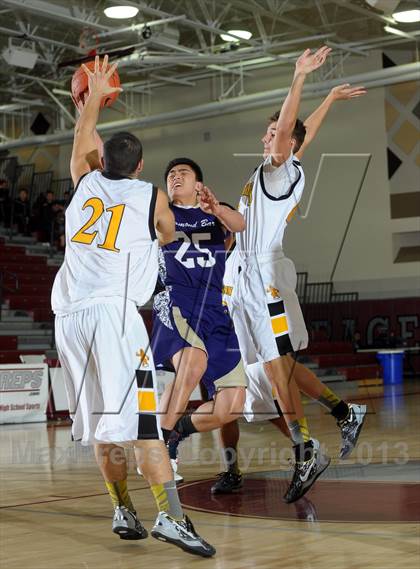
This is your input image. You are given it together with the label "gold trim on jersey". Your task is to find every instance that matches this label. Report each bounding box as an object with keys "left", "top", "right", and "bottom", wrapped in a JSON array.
[
  {"left": 286, "top": 204, "right": 300, "bottom": 223},
  {"left": 241, "top": 181, "right": 254, "bottom": 206}
]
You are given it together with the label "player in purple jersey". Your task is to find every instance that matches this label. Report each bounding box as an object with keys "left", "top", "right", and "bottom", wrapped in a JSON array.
[{"left": 151, "top": 157, "right": 247, "bottom": 461}]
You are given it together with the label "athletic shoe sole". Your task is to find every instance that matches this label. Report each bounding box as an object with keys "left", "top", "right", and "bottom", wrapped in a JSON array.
[
  {"left": 113, "top": 525, "right": 148, "bottom": 540},
  {"left": 151, "top": 530, "right": 215, "bottom": 557}
]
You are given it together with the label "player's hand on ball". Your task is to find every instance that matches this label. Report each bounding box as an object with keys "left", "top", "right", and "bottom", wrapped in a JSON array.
[
  {"left": 295, "top": 46, "right": 331, "bottom": 75},
  {"left": 81, "top": 55, "right": 123, "bottom": 99},
  {"left": 198, "top": 185, "right": 221, "bottom": 216},
  {"left": 330, "top": 83, "right": 367, "bottom": 100}
]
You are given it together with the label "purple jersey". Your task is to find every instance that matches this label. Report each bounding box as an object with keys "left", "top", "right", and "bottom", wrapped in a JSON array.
[{"left": 159, "top": 204, "right": 227, "bottom": 303}]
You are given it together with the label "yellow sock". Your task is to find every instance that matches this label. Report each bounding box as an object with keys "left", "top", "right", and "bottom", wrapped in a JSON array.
[
  {"left": 319, "top": 387, "right": 341, "bottom": 410},
  {"left": 297, "top": 417, "right": 310, "bottom": 442},
  {"left": 105, "top": 479, "right": 135, "bottom": 511},
  {"left": 151, "top": 481, "right": 183, "bottom": 520},
  {"left": 151, "top": 483, "right": 170, "bottom": 513}
]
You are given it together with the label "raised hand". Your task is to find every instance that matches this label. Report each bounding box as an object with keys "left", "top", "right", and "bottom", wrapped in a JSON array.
[
  {"left": 74, "top": 97, "right": 85, "bottom": 115},
  {"left": 295, "top": 46, "right": 332, "bottom": 75},
  {"left": 81, "top": 55, "right": 122, "bottom": 99},
  {"left": 329, "top": 83, "right": 367, "bottom": 100},
  {"left": 197, "top": 184, "right": 222, "bottom": 216}
]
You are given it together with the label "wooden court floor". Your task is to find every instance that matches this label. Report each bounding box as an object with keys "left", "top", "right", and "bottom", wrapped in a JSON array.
[{"left": 1, "top": 381, "right": 420, "bottom": 569}]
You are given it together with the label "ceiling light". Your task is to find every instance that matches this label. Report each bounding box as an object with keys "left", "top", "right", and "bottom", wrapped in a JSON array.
[
  {"left": 220, "top": 29, "right": 253, "bottom": 43},
  {"left": 104, "top": 6, "right": 139, "bottom": 19},
  {"left": 392, "top": 9, "right": 420, "bottom": 22}
]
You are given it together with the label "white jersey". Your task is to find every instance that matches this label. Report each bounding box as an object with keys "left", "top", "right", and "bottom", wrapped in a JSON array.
[
  {"left": 52, "top": 170, "right": 159, "bottom": 315},
  {"left": 236, "top": 152, "right": 304, "bottom": 257}
]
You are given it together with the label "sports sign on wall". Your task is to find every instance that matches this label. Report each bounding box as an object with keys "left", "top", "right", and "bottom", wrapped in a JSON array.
[{"left": 0, "top": 364, "right": 49, "bottom": 424}]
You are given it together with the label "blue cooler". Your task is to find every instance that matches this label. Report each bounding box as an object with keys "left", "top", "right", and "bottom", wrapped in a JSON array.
[{"left": 377, "top": 350, "right": 404, "bottom": 385}]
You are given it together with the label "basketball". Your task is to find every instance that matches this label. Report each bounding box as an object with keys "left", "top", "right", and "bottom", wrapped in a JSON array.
[{"left": 71, "top": 59, "right": 121, "bottom": 108}]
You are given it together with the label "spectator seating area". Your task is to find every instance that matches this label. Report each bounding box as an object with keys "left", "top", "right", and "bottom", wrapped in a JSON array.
[
  {"left": 0, "top": 236, "right": 58, "bottom": 363},
  {"left": 0, "top": 156, "right": 73, "bottom": 250}
]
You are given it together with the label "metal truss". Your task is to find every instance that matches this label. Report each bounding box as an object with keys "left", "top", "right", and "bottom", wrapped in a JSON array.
[{"left": 0, "top": 0, "right": 418, "bottom": 145}]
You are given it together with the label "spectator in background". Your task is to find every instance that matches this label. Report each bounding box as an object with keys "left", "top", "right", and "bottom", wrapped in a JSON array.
[
  {"left": 62, "top": 190, "right": 73, "bottom": 208},
  {"left": 13, "top": 188, "right": 31, "bottom": 235},
  {"left": 0, "top": 178, "right": 10, "bottom": 226},
  {"left": 37, "top": 190, "right": 55, "bottom": 242},
  {"left": 352, "top": 331, "right": 363, "bottom": 352},
  {"left": 51, "top": 201, "right": 65, "bottom": 249}
]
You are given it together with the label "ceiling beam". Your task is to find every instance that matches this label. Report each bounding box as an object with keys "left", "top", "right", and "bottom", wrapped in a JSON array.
[
  {"left": 1, "top": 0, "right": 109, "bottom": 30},
  {"left": 228, "top": 0, "right": 319, "bottom": 33},
  {"left": 328, "top": 0, "right": 395, "bottom": 25},
  {"left": 110, "top": 0, "right": 258, "bottom": 46},
  {"left": 0, "top": 25, "right": 83, "bottom": 52},
  {"left": 2, "top": 62, "right": 418, "bottom": 151}
]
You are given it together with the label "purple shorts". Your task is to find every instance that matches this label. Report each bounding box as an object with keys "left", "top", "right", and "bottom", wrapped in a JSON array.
[{"left": 151, "top": 288, "right": 242, "bottom": 398}]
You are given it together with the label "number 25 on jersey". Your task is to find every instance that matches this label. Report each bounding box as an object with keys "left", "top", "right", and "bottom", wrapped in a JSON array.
[{"left": 71, "top": 197, "right": 125, "bottom": 253}]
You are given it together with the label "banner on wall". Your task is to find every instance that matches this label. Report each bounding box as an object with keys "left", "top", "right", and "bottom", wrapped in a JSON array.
[
  {"left": 303, "top": 297, "right": 420, "bottom": 345},
  {"left": 0, "top": 364, "right": 49, "bottom": 424}
]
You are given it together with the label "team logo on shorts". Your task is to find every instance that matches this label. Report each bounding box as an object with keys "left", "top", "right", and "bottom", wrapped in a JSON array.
[
  {"left": 267, "top": 285, "right": 281, "bottom": 299},
  {"left": 136, "top": 349, "right": 150, "bottom": 368},
  {"left": 222, "top": 285, "right": 233, "bottom": 297}
]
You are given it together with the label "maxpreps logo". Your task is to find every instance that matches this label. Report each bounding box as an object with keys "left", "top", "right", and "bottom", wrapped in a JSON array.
[{"left": 0, "top": 370, "right": 43, "bottom": 392}]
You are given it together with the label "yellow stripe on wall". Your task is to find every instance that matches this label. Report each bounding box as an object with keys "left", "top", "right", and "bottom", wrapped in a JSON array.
[
  {"left": 271, "top": 315, "right": 288, "bottom": 335},
  {"left": 138, "top": 390, "right": 156, "bottom": 412}
]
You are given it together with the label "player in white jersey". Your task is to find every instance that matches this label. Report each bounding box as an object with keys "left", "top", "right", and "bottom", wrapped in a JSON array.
[
  {"left": 228, "top": 47, "right": 367, "bottom": 503},
  {"left": 211, "top": 82, "right": 368, "bottom": 495},
  {"left": 51, "top": 57, "right": 215, "bottom": 557}
]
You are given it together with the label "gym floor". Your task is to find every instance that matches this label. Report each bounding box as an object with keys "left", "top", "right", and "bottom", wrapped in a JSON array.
[{"left": 1, "top": 380, "right": 419, "bottom": 569}]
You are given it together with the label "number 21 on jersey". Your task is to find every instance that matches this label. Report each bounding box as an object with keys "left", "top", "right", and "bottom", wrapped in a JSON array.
[{"left": 71, "top": 197, "right": 125, "bottom": 253}]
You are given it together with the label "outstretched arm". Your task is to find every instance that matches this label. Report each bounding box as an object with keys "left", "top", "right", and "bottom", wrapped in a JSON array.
[
  {"left": 154, "top": 189, "right": 176, "bottom": 245},
  {"left": 271, "top": 46, "right": 331, "bottom": 166},
  {"left": 74, "top": 99, "right": 104, "bottom": 172},
  {"left": 295, "top": 84, "right": 367, "bottom": 161},
  {"left": 70, "top": 55, "right": 122, "bottom": 186},
  {"left": 198, "top": 185, "right": 245, "bottom": 233}
]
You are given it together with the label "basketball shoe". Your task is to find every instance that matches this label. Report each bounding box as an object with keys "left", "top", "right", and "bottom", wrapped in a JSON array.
[
  {"left": 283, "top": 438, "right": 330, "bottom": 504},
  {"left": 112, "top": 506, "right": 148, "bottom": 540},
  {"left": 210, "top": 471, "right": 243, "bottom": 494},
  {"left": 338, "top": 403, "right": 367, "bottom": 459},
  {"left": 151, "top": 512, "right": 216, "bottom": 557}
]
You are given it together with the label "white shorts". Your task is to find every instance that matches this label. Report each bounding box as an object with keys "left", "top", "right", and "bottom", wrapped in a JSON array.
[
  {"left": 230, "top": 252, "right": 308, "bottom": 366},
  {"left": 55, "top": 300, "right": 162, "bottom": 446},
  {"left": 243, "top": 362, "right": 279, "bottom": 423}
]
